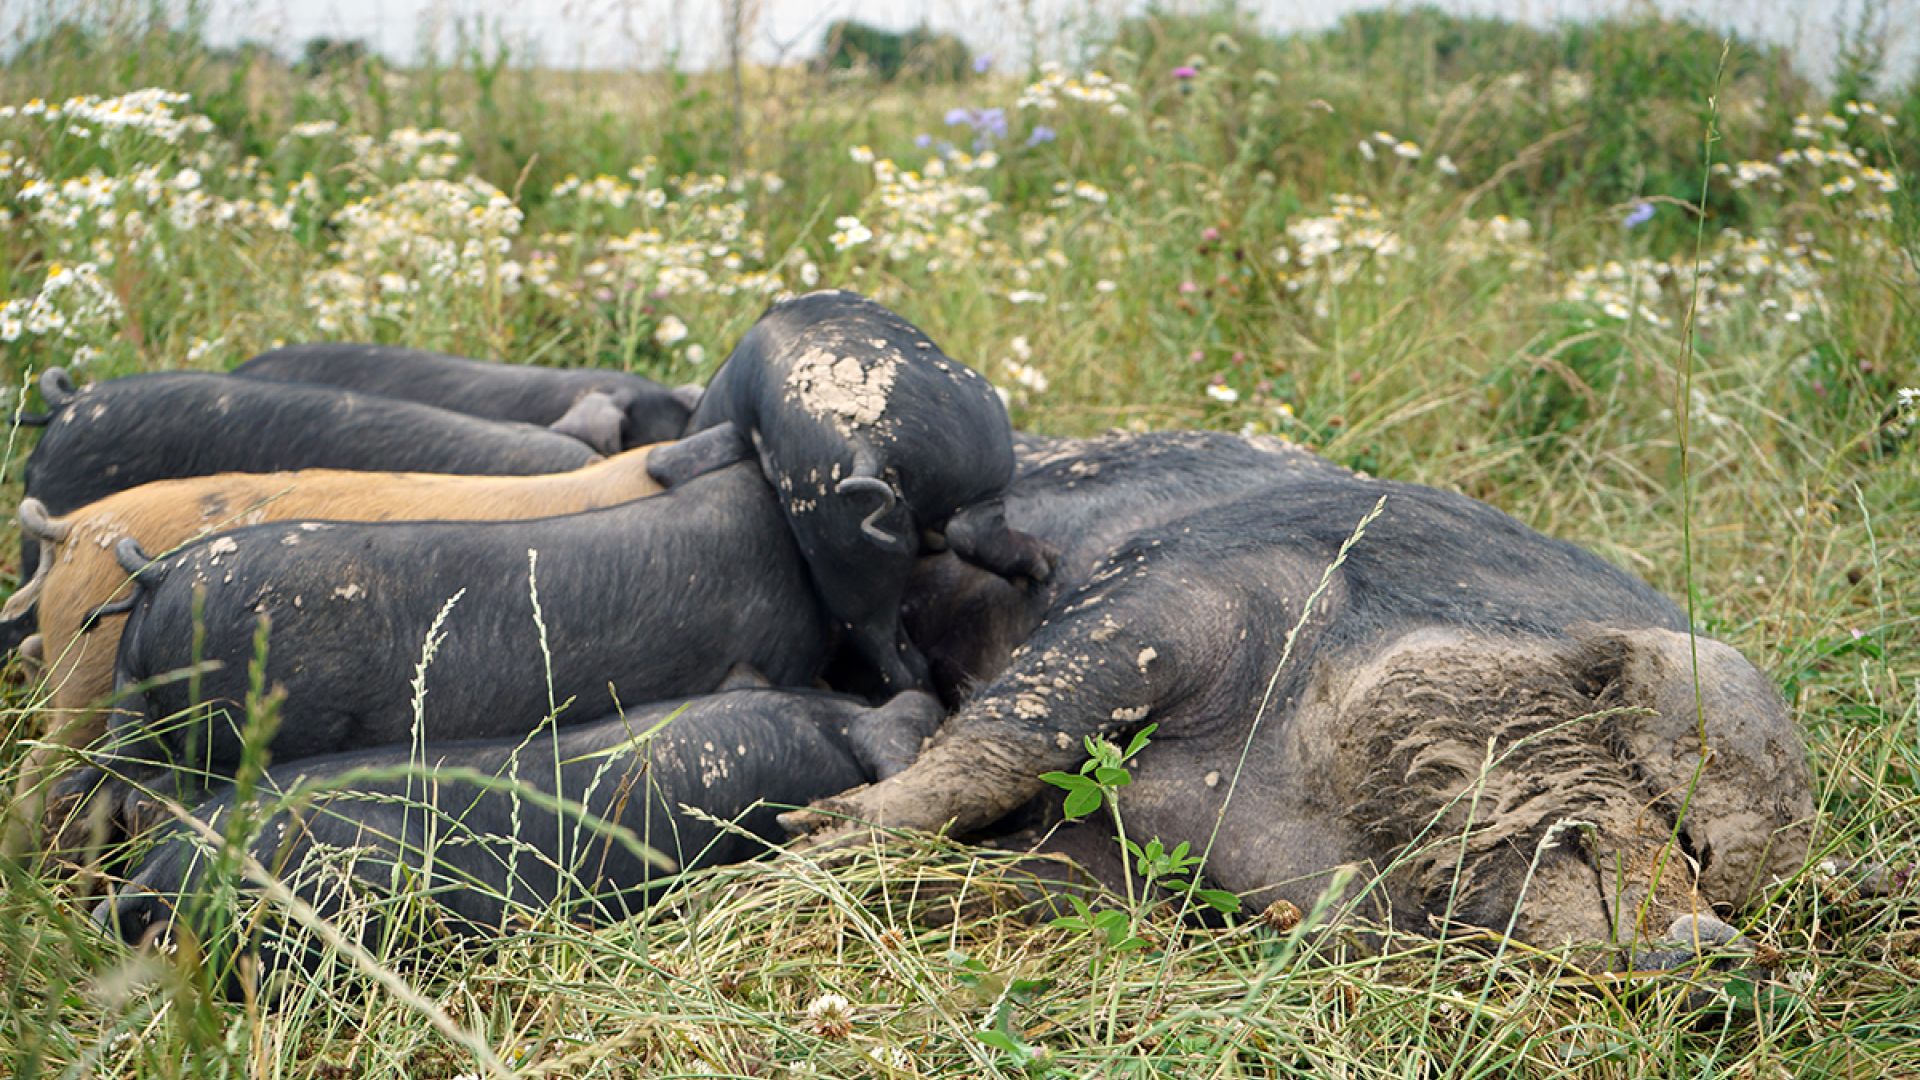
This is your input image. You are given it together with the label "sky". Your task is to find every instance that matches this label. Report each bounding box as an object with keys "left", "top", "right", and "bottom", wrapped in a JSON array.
[{"left": 6, "top": 0, "right": 1915, "bottom": 86}]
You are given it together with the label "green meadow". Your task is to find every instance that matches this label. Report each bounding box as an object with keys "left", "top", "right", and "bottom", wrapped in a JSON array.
[{"left": 0, "top": 5, "right": 1916, "bottom": 1076}]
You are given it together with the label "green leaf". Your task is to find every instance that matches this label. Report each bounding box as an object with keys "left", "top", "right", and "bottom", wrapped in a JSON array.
[
  {"left": 1062, "top": 784, "right": 1104, "bottom": 820},
  {"left": 977, "top": 1030, "right": 1025, "bottom": 1057},
  {"left": 1092, "top": 765, "right": 1134, "bottom": 788},
  {"left": 1009, "top": 977, "right": 1054, "bottom": 998},
  {"left": 1123, "top": 722, "right": 1159, "bottom": 759},
  {"left": 1088, "top": 738, "right": 1122, "bottom": 769},
  {"left": 1197, "top": 888, "right": 1243, "bottom": 914},
  {"left": 1720, "top": 974, "right": 1758, "bottom": 1011},
  {"left": 1039, "top": 770, "right": 1090, "bottom": 793}
]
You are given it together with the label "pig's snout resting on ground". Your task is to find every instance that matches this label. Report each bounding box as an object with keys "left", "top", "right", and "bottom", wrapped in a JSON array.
[
  {"left": 682, "top": 289, "right": 1055, "bottom": 694},
  {"left": 2, "top": 445, "right": 667, "bottom": 856},
  {"left": 71, "top": 462, "right": 830, "bottom": 833},
  {"left": 792, "top": 439, "right": 1815, "bottom": 961},
  {"left": 93, "top": 687, "right": 945, "bottom": 981},
  {"left": 232, "top": 342, "right": 696, "bottom": 452}
]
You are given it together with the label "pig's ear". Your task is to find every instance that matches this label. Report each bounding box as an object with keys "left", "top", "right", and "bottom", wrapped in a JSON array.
[
  {"left": 944, "top": 499, "right": 1057, "bottom": 584},
  {"left": 547, "top": 391, "right": 626, "bottom": 455},
  {"left": 17, "top": 633, "right": 44, "bottom": 673},
  {"left": 717, "top": 662, "right": 773, "bottom": 691},
  {"left": 670, "top": 383, "right": 704, "bottom": 412},
  {"left": 645, "top": 422, "right": 752, "bottom": 488}
]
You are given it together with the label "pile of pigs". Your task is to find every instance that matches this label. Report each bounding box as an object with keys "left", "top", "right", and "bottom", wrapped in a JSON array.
[{"left": 2, "top": 289, "right": 1814, "bottom": 980}]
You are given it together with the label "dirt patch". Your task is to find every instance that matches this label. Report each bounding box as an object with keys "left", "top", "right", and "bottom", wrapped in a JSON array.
[
  {"left": 785, "top": 345, "right": 897, "bottom": 436},
  {"left": 1341, "top": 631, "right": 1695, "bottom": 940}
]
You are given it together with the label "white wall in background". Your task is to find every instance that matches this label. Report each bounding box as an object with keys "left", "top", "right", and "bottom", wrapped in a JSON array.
[{"left": 4, "top": 0, "right": 1910, "bottom": 86}]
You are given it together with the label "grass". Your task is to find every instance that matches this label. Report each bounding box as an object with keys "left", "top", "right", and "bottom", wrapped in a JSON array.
[{"left": 0, "top": 4, "right": 1917, "bottom": 1076}]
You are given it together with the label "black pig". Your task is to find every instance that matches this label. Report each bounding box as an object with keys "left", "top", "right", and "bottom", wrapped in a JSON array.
[
  {"left": 14, "top": 369, "right": 600, "bottom": 588},
  {"left": 233, "top": 343, "right": 695, "bottom": 453},
  {"left": 94, "top": 686, "right": 943, "bottom": 975},
  {"left": 87, "top": 463, "right": 836, "bottom": 810},
  {"left": 793, "top": 440, "right": 1816, "bottom": 961},
  {"left": 682, "top": 289, "right": 1054, "bottom": 693}
]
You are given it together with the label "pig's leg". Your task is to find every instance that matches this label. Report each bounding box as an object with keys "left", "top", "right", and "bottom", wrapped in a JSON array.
[
  {"left": 644, "top": 422, "right": 751, "bottom": 487},
  {"left": 846, "top": 690, "right": 946, "bottom": 779},
  {"left": 945, "top": 499, "right": 1058, "bottom": 584},
  {"left": 4, "top": 675, "right": 110, "bottom": 858},
  {"left": 785, "top": 553, "right": 1236, "bottom": 836}
]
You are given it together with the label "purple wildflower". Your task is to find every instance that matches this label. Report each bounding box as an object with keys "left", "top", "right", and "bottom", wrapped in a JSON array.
[
  {"left": 915, "top": 132, "right": 932, "bottom": 148},
  {"left": 1622, "top": 201, "right": 1655, "bottom": 228},
  {"left": 945, "top": 106, "right": 1008, "bottom": 148},
  {"left": 1172, "top": 65, "right": 1198, "bottom": 79},
  {"left": 973, "top": 54, "right": 993, "bottom": 74},
  {"left": 1026, "top": 125, "right": 1056, "bottom": 147}
]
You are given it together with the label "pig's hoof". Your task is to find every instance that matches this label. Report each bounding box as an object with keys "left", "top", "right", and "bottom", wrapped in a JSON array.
[
  {"left": 43, "top": 767, "right": 106, "bottom": 842},
  {"left": 1626, "top": 914, "right": 1752, "bottom": 973},
  {"left": 776, "top": 807, "right": 827, "bottom": 836},
  {"left": 778, "top": 789, "right": 868, "bottom": 837},
  {"left": 783, "top": 825, "right": 877, "bottom": 862},
  {"left": 93, "top": 884, "right": 177, "bottom": 948}
]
